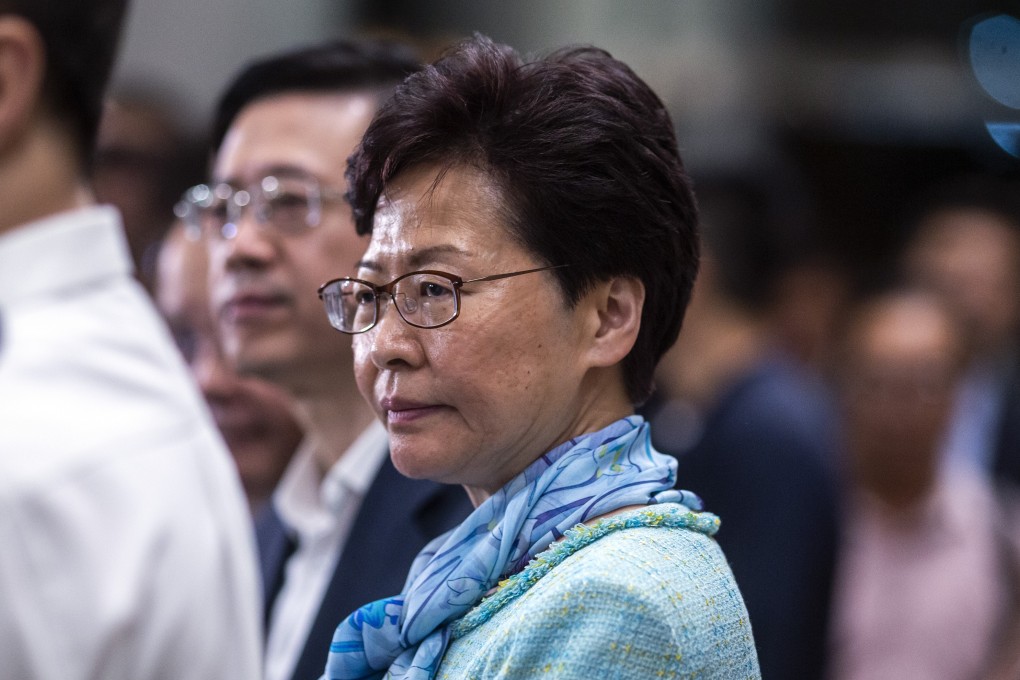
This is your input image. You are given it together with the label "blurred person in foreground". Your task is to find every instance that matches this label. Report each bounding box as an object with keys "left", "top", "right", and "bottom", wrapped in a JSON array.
[
  {"left": 319, "top": 34, "right": 760, "bottom": 679},
  {"left": 0, "top": 1, "right": 262, "bottom": 678},
  {"left": 93, "top": 84, "right": 204, "bottom": 292},
  {"left": 901, "top": 175, "right": 1020, "bottom": 488},
  {"left": 646, "top": 170, "right": 841, "bottom": 680},
  {"left": 181, "top": 39, "right": 472, "bottom": 680},
  {"left": 827, "top": 287, "right": 1020, "bottom": 680},
  {"left": 155, "top": 221, "right": 302, "bottom": 513}
]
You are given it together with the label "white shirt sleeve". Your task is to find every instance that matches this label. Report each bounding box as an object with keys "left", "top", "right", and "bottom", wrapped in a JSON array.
[{"left": 0, "top": 207, "right": 264, "bottom": 680}]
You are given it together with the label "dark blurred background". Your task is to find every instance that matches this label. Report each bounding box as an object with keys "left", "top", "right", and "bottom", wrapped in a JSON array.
[
  {"left": 105, "top": 5, "right": 1020, "bottom": 676},
  {"left": 111, "top": 0, "right": 1020, "bottom": 290}
]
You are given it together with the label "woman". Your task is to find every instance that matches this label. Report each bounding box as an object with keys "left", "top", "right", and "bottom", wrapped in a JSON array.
[{"left": 317, "top": 34, "right": 760, "bottom": 679}]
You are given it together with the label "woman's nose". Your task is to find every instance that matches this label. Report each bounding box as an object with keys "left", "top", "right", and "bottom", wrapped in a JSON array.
[{"left": 364, "top": 297, "right": 423, "bottom": 370}]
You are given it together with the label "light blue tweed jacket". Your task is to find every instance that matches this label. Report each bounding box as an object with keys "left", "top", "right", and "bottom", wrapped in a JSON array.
[{"left": 436, "top": 504, "right": 761, "bottom": 679}]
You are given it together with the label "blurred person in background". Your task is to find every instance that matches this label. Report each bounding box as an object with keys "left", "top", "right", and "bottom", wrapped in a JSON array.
[
  {"left": 93, "top": 83, "right": 204, "bottom": 292},
  {"left": 827, "top": 287, "right": 1020, "bottom": 680},
  {"left": 181, "top": 39, "right": 472, "bottom": 680},
  {"left": 645, "top": 169, "right": 841, "bottom": 680},
  {"left": 155, "top": 221, "right": 303, "bottom": 513},
  {"left": 771, "top": 250, "right": 852, "bottom": 373},
  {"left": 900, "top": 175, "right": 1020, "bottom": 489},
  {"left": 0, "top": 1, "right": 262, "bottom": 678}
]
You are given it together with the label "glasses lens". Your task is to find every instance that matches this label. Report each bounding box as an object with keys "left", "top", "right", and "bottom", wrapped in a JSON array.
[
  {"left": 200, "top": 199, "right": 232, "bottom": 238},
  {"left": 180, "top": 183, "right": 234, "bottom": 240},
  {"left": 260, "top": 175, "right": 318, "bottom": 233},
  {"left": 393, "top": 272, "right": 458, "bottom": 328},
  {"left": 322, "top": 280, "right": 377, "bottom": 333}
]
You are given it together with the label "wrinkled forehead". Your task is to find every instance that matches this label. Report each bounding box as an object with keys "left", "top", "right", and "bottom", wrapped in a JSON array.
[
  {"left": 366, "top": 163, "right": 517, "bottom": 259},
  {"left": 915, "top": 208, "right": 1020, "bottom": 254},
  {"left": 214, "top": 92, "right": 378, "bottom": 185},
  {"left": 847, "top": 295, "right": 963, "bottom": 364}
]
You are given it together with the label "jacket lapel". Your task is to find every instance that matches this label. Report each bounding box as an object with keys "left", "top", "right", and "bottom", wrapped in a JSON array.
[
  {"left": 289, "top": 454, "right": 472, "bottom": 680},
  {"left": 253, "top": 503, "right": 297, "bottom": 632}
]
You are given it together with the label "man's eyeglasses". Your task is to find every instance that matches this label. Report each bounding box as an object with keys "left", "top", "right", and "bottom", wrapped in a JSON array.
[
  {"left": 175, "top": 172, "right": 344, "bottom": 240},
  {"left": 317, "top": 264, "right": 568, "bottom": 334}
]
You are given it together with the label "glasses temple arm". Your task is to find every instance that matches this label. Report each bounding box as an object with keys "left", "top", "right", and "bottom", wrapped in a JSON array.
[{"left": 462, "top": 263, "right": 569, "bottom": 285}]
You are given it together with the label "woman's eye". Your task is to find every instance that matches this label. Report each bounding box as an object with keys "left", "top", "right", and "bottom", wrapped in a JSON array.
[
  {"left": 354, "top": 289, "right": 377, "bottom": 305},
  {"left": 420, "top": 281, "right": 453, "bottom": 298}
]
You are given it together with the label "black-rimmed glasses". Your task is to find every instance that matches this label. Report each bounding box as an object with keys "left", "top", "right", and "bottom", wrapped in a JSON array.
[
  {"left": 317, "top": 264, "right": 568, "bottom": 334},
  {"left": 175, "top": 172, "right": 345, "bottom": 240}
]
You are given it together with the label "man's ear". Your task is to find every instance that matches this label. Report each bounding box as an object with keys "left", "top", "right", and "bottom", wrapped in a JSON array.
[
  {"left": 584, "top": 275, "right": 645, "bottom": 368},
  {"left": 0, "top": 16, "right": 44, "bottom": 151}
]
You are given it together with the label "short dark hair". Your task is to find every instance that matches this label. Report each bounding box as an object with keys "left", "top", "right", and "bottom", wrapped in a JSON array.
[
  {"left": 0, "top": 0, "right": 129, "bottom": 166},
  {"left": 693, "top": 162, "right": 815, "bottom": 311},
  {"left": 211, "top": 38, "right": 422, "bottom": 153},
  {"left": 905, "top": 173, "right": 1020, "bottom": 237},
  {"left": 346, "top": 34, "right": 699, "bottom": 405}
]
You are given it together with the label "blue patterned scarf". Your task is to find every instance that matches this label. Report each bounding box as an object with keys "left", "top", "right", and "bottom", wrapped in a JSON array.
[{"left": 323, "top": 415, "right": 697, "bottom": 680}]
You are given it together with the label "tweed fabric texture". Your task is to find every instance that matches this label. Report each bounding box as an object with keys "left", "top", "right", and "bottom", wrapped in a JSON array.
[
  {"left": 437, "top": 506, "right": 760, "bottom": 679},
  {"left": 324, "top": 417, "right": 692, "bottom": 680}
]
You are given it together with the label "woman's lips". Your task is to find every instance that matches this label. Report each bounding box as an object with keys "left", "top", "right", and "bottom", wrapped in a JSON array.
[{"left": 380, "top": 397, "right": 446, "bottom": 425}]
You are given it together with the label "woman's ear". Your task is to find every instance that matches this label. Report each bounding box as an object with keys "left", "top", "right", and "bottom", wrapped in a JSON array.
[
  {"left": 0, "top": 16, "right": 45, "bottom": 152},
  {"left": 585, "top": 275, "right": 644, "bottom": 368}
]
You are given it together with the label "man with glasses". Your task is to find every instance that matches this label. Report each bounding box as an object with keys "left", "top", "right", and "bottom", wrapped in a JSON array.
[
  {"left": 155, "top": 220, "right": 303, "bottom": 514},
  {"left": 183, "top": 40, "right": 471, "bottom": 680},
  {"left": 0, "top": 1, "right": 262, "bottom": 678}
]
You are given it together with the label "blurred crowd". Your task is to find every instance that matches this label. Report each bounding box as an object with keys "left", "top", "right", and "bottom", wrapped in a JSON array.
[
  {"left": 4, "top": 1, "right": 1020, "bottom": 677},
  {"left": 99, "top": 72, "right": 1020, "bottom": 676},
  {"left": 99, "top": 56, "right": 1020, "bottom": 680},
  {"left": 644, "top": 167, "right": 1020, "bottom": 678}
]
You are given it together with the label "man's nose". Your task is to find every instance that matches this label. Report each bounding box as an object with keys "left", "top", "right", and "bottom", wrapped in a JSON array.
[{"left": 219, "top": 202, "right": 276, "bottom": 270}]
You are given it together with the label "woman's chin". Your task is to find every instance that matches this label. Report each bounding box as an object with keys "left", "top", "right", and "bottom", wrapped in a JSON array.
[{"left": 389, "top": 444, "right": 450, "bottom": 483}]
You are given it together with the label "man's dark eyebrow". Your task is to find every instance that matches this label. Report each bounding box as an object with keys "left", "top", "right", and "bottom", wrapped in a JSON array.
[{"left": 214, "top": 164, "right": 314, "bottom": 185}]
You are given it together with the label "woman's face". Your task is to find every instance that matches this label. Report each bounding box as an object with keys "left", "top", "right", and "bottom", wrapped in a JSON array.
[{"left": 352, "top": 164, "right": 602, "bottom": 504}]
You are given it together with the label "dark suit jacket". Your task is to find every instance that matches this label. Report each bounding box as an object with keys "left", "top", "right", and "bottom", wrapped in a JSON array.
[
  {"left": 255, "top": 453, "right": 472, "bottom": 680},
  {"left": 993, "top": 356, "right": 1020, "bottom": 489}
]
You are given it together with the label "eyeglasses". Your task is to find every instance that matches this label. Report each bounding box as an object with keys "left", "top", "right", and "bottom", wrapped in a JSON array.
[
  {"left": 175, "top": 172, "right": 345, "bottom": 240},
  {"left": 317, "top": 264, "right": 568, "bottom": 334}
]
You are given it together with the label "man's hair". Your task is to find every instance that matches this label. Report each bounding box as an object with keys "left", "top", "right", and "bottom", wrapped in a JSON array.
[
  {"left": 347, "top": 34, "right": 699, "bottom": 405},
  {"left": 211, "top": 38, "right": 422, "bottom": 153},
  {"left": 905, "top": 173, "right": 1020, "bottom": 238},
  {"left": 0, "top": 0, "right": 130, "bottom": 165}
]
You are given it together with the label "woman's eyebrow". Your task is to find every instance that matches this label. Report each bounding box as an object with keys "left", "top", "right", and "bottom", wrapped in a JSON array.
[
  {"left": 357, "top": 244, "right": 472, "bottom": 273},
  {"left": 406, "top": 244, "right": 470, "bottom": 269},
  {"left": 355, "top": 259, "right": 381, "bottom": 273}
]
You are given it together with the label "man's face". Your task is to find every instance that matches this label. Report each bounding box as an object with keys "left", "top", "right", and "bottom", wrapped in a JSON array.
[
  {"left": 93, "top": 99, "right": 179, "bottom": 287},
  {"left": 207, "top": 92, "right": 375, "bottom": 392},
  {"left": 904, "top": 208, "right": 1020, "bottom": 355},
  {"left": 156, "top": 224, "right": 302, "bottom": 509},
  {"left": 837, "top": 295, "right": 961, "bottom": 500}
]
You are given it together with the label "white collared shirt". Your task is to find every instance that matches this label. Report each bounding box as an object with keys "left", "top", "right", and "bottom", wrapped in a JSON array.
[
  {"left": 264, "top": 419, "right": 389, "bottom": 680},
  {"left": 0, "top": 206, "right": 263, "bottom": 679}
]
